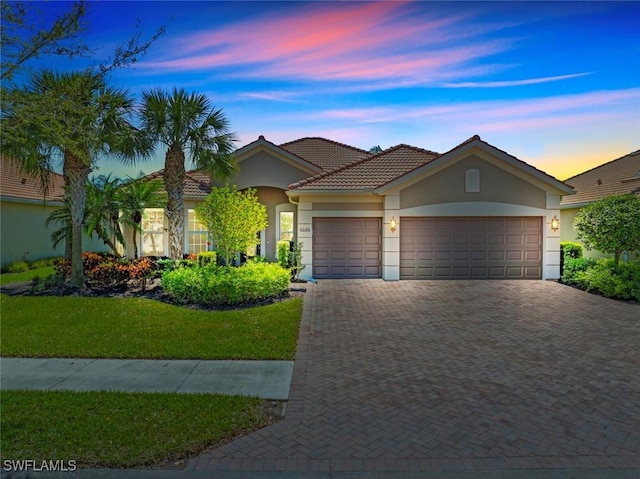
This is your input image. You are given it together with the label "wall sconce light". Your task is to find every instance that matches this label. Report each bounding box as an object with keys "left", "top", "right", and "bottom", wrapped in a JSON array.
[
  {"left": 390, "top": 216, "right": 397, "bottom": 233},
  {"left": 550, "top": 215, "right": 559, "bottom": 232}
]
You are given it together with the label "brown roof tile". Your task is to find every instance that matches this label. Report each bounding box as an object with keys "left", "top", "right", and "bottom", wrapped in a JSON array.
[
  {"left": 142, "top": 169, "right": 211, "bottom": 200},
  {"left": 0, "top": 158, "right": 65, "bottom": 202},
  {"left": 289, "top": 144, "right": 439, "bottom": 191},
  {"left": 560, "top": 150, "right": 640, "bottom": 207},
  {"left": 280, "top": 137, "right": 371, "bottom": 170}
]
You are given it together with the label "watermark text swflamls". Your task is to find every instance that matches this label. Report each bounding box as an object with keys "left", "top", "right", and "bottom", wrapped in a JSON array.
[{"left": 2, "top": 459, "right": 77, "bottom": 472}]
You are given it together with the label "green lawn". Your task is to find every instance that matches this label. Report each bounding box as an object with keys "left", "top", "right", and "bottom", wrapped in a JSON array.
[
  {"left": 1, "top": 390, "right": 275, "bottom": 468},
  {"left": 0, "top": 266, "right": 55, "bottom": 286},
  {"left": 0, "top": 295, "right": 303, "bottom": 359}
]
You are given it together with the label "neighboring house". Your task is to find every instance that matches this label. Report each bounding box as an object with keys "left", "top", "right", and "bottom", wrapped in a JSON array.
[
  {"left": 0, "top": 159, "right": 108, "bottom": 267},
  {"left": 135, "top": 135, "right": 575, "bottom": 280},
  {"left": 560, "top": 150, "right": 640, "bottom": 260}
]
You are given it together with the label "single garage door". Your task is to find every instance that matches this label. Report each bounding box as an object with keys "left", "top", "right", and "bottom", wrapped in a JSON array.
[
  {"left": 400, "top": 217, "right": 542, "bottom": 279},
  {"left": 313, "top": 218, "right": 381, "bottom": 279}
]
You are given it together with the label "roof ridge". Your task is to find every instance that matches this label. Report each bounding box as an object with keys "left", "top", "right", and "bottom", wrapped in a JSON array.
[
  {"left": 563, "top": 149, "right": 640, "bottom": 181},
  {"left": 280, "top": 136, "right": 372, "bottom": 156},
  {"left": 288, "top": 143, "right": 440, "bottom": 191},
  {"left": 385, "top": 143, "right": 440, "bottom": 157},
  {"left": 372, "top": 146, "right": 440, "bottom": 189}
]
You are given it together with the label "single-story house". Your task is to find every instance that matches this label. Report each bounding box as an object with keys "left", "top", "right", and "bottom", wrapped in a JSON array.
[
  {"left": 132, "top": 135, "right": 575, "bottom": 281},
  {"left": 560, "top": 149, "right": 640, "bottom": 260},
  {"left": 0, "top": 159, "right": 107, "bottom": 267}
]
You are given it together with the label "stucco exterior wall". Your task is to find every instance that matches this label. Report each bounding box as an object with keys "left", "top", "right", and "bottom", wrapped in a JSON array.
[
  {"left": 253, "top": 187, "right": 291, "bottom": 261},
  {"left": 400, "top": 155, "right": 547, "bottom": 210},
  {"left": 232, "top": 151, "right": 314, "bottom": 190},
  {"left": 1, "top": 199, "right": 108, "bottom": 267}
]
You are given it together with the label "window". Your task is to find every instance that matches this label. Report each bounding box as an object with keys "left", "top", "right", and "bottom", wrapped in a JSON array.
[
  {"left": 141, "top": 208, "right": 165, "bottom": 256},
  {"left": 280, "top": 211, "right": 294, "bottom": 241},
  {"left": 188, "top": 209, "right": 208, "bottom": 254},
  {"left": 465, "top": 168, "right": 480, "bottom": 193}
]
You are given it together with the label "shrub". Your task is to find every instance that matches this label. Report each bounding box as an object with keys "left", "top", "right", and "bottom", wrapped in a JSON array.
[
  {"left": 277, "top": 240, "right": 290, "bottom": 268},
  {"left": 561, "top": 242, "right": 583, "bottom": 260},
  {"left": 162, "top": 261, "right": 290, "bottom": 305},
  {"left": 29, "top": 257, "right": 61, "bottom": 269},
  {"left": 161, "top": 267, "right": 207, "bottom": 304},
  {"left": 560, "top": 242, "right": 583, "bottom": 277},
  {"left": 87, "top": 260, "right": 130, "bottom": 287},
  {"left": 574, "top": 259, "right": 640, "bottom": 301},
  {"left": 5, "top": 261, "right": 29, "bottom": 273},
  {"left": 54, "top": 253, "right": 159, "bottom": 289},
  {"left": 127, "top": 257, "right": 157, "bottom": 290},
  {"left": 562, "top": 257, "right": 596, "bottom": 285},
  {"left": 157, "top": 258, "right": 197, "bottom": 272},
  {"left": 197, "top": 251, "right": 217, "bottom": 267},
  {"left": 291, "top": 242, "right": 305, "bottom": 280}
]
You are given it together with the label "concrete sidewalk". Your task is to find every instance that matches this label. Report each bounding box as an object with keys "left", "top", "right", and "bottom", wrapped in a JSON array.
[{"left": 0, "top": 358, "right": 294, "bottom": 400}]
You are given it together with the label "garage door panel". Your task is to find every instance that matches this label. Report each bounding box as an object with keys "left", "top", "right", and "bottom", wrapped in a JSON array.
[
  {"left": 525, "top": 251, "right": 541, "bottom": 261},
  {"left": 489, "top": 235, "right": 506, "bottom": 245},
  {"left": 471, "top": 251, "right": 487, "bottom": 260},
  {"left": 417, "top": 235, "right": 434, "bottom": 245},
  {"left": 313, "top": 218, "right": 381, "bottom": 279},
  {"left": 365, "top": 250, "right": 380, "bottom": 260},
  {"left": 348, "top": 250, "right": 363, "bottom": 260},
  {"left": 400, "top": 216, "right": 542, "bottom": 280},
  {"left": 453, "top": 251, "right": 469, "bottom": 260},
  {"left": 507, "top": 251, "right": 523, "bottom": 261},
  {"left": 331, "top": 251, "right": 346, "bottom": 260},
  {"left": 525, "top": 234, "right": 541, "bottom": 245}
]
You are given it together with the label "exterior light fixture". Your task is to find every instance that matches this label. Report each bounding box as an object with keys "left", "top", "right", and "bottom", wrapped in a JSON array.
[
  {"left": 550, "top": 215, "right": 559, "bottom": 232},
  {"left": 390, "top": 216, "right": 397, "bottom": 233}
]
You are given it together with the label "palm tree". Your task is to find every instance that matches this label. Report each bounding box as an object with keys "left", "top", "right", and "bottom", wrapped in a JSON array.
[
  {"left": 85, "top": 174, "right": 125, "bottom": 256},
  {"left": 118, "top": 176, "right": 165, "bottom": 258},
  {"left": 1, "top": 70, "right": 151, "bottom": 288},
  {"left": 138, "top": 87, "right": 237, "bottom": 259},
  {"left": 44, "top": 197, "right": 75, "bottom": 262}
]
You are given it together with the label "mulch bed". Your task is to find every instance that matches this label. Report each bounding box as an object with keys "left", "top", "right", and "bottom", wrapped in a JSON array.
[{"left": 0, "top": 278, "right": 306, "bottom": 311}]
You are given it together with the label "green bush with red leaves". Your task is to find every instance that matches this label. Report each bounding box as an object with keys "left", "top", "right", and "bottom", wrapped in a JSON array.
[{"left": 55, "top": 253, "right": 157, "bottom": 289}]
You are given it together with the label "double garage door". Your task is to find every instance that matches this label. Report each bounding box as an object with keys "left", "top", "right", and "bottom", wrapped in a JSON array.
[
  {"left": 400, "top": 217, "right": 542, "bottom": 279},
  {"left": 312, "top": 216, "right": 542, "bottom": 279}
]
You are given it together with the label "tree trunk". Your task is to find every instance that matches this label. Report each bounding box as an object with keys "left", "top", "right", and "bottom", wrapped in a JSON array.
[
  {"left": 132, "top": 227, "right": 139, "bottom": 259},
  {"left": 103, "top": 236, "right": 121, "bottom": 257},
  {"left": 164, "top": 146, "right": 186, "bottom": 260},
  {"left": 64, "top": 151, "right": 91, "bottom": 289},
  {"left": 64, "top": 228, "right": 72, "bottom": 263}
]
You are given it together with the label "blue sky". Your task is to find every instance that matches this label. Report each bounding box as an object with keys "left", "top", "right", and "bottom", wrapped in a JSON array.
[{"left": 22, "top": 1, "right": 640, "bottom": 180}]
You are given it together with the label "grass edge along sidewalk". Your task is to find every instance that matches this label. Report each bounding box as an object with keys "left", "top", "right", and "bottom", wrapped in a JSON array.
[
  {"left": 0, "top": 295, "right": 302, "bottom": 360},
  {"left": 1, "top": 292, "right": 303, "bottom": 469}
]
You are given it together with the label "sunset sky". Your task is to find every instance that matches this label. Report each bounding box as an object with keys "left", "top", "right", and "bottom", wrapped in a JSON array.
[{"left": 22, "top": 1, "right": 640, "bottom": 180}]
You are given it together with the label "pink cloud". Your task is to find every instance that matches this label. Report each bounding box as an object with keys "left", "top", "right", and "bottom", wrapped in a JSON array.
[
  {"left": 139, "top": 2, "right": 514, "bottom": 86},
  {"left": 307, "top": 88, "right": 640, "bottom": 127}
]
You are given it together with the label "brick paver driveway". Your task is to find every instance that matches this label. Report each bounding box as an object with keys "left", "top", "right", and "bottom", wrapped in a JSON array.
[{"left": 188, "top": 280, "right": 640, "bottom": 475}]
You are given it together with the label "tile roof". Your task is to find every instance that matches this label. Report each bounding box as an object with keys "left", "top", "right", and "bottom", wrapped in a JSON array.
[
  {"left": 0, "top": 158, "right": 65, "bottom": 202},
  {"left": 289, "top": 144, "right": 439, "bottom": 191},
  {"left": 280, "top": 137, "right": 371, "bottom": 170},
  {"left": 560, "top": 150, "right": 640, "bottom": 207},
  {"left": 142, "top": 169, "right": 211, "bottom": 200}
]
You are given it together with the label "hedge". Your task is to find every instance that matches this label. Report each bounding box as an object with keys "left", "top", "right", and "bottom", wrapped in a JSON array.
[{"left": 162, "top": 261, "right": 290, "bottom": 305}]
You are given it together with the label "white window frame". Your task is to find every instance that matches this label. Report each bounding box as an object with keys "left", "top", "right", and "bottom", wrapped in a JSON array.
[
  {"left": 141, "top": 208, "right": 166, "bottom": 256},
  {"left": 276, "top": 203, "right": 298, "bottom": 241},
  {"left": 187, "top": 209, "right": 209, "bottom": 255}
]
